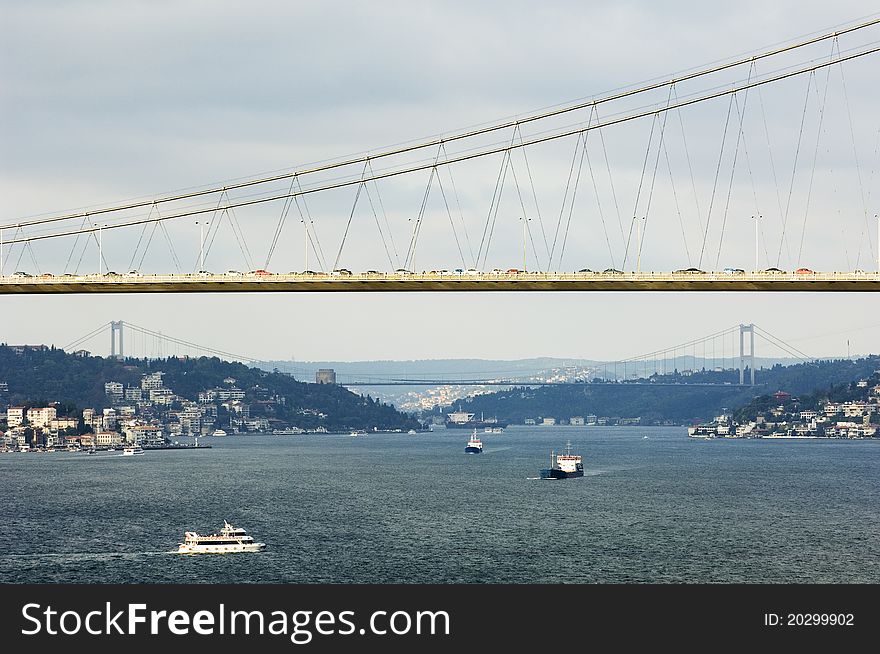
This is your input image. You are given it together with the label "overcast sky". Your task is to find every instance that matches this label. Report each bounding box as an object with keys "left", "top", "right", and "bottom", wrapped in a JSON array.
[{"left": 2, "top": 1, "right": 879, "bottom": 363}]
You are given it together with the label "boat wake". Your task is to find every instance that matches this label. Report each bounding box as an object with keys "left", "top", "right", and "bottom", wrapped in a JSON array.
[{"left": 0, "top": 551, "right": 173, "bottom": 561}]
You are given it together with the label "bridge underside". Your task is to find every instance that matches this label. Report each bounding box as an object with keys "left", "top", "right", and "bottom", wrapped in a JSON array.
[{"left": 1, "top": 272, "right": 879, "bottom": 294}]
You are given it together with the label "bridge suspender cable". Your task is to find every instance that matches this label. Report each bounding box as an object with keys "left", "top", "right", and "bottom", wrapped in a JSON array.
[
  {"left": 5, "top": 16, "right": 880, "bottom": 234},
  {"left": 6, "top": 43, "right": 880, "bottom": 247}
]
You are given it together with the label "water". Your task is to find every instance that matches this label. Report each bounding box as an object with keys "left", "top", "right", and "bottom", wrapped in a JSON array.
[{"left": 2, "top": 426, "right": 878, "bottom": 583}]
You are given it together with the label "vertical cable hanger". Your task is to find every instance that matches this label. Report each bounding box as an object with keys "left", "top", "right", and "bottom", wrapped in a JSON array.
[
  {"left": 697, "top": 92, "right": 734, "bottom": 270},
  {"left": 265, "top": 175, "right": 299, "bottom": 269},
  {"left": 549, "top": 131, "right": 583, "bottom": 268},
  {"left": 623, "top": 112, "right": 658, "bottom": 270},
  {"left": 477, "top": 126, "right": 518, "bottom": 269},
  {"left": 797, "top": 55, "right": 832, "bottom": 269},
  {"left": 333, "top": 162, "right": 366, "bottom": 271},
  {"left": 582, "top": 105, "right": 618, "bottom": 269},
  {"left": 440, "top": 142, "right": 476, "bottom": 268},
  {"left": 641, "top": 85, "right": 675, "bottom": 270},
  {"left": 715, "top": 63, "right": 754, "bottom": 270},
  {"left": 515, "top": 126, "right": 551, "bottom": 266},
  {"left": 367, "top": 158, "right": 401, "bottom": 270},
  {"left": 404, "top": 144, "right": 444, "bottom": 270},
  {"left": 834, "top": 37, "right": 874, "bottom": 268},
  {"left": 776, "top": 71, "right": 814, "bottom": 269}
]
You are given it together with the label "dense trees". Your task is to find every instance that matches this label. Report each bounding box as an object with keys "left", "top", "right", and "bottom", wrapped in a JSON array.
[
  {"left": 0, "top": 346, "right": 418, "bottom": 432},
  {"left": 439, "top": 356, "right": 880, "bottom": 425}
]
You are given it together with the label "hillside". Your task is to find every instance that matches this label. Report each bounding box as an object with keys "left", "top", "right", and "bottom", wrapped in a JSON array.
[
  {"left": 0, "top": 345, "right": 419, "bottom": 432},
  {"left": 437, "top": 356, "right": 880, "bottom": 425}
]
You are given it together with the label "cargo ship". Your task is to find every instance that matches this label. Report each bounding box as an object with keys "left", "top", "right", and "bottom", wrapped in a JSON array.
[
  {"left": 539, "top": 441, "right": 584, "bottom": 479},
  {"left": 465, "top": 429, "right": 483, "bottom": 454},
  {"left": 445, "top": 410, "right": 508, "bottom": 430}
]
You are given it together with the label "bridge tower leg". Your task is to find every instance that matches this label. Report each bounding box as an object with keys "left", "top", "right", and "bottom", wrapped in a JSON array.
[
  {"left": 739, "top": 323, "right": 755, "bottom": 385},
  {"left": 750, "top": 324, "right": 755, "bottom": 386},
  {"left": 110, "top": 321, "right": 124, "bottom": 360}
]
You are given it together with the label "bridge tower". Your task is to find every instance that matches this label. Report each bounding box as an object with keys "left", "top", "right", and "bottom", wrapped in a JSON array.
[
  {"left": 110, "top": 321, "right": 124, "bottom": 360},
  {"left": 739, "top": 323, "right": 755, "bottom": 386}
]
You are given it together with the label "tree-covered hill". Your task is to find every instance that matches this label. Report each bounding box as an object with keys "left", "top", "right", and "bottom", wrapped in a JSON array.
[
  {"left": 438, "top": 356, "right": 880, "bottom": 425},
  {"left": 0, "top": 345, "right": 418, "bottom": 431}
]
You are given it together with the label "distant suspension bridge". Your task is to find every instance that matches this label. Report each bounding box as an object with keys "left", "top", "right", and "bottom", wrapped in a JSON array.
[{"left": 61, "top": 321, "right": 812, "bottom": 388}]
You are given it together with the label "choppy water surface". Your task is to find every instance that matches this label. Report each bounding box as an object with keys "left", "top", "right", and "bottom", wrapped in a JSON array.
[{"left": 2, "top": 427, "right": 878, "bottom": 583}]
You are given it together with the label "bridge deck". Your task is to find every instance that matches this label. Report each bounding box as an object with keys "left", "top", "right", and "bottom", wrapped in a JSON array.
[{"left": 1, "top": 271, "right": 878, "bottom": 293}]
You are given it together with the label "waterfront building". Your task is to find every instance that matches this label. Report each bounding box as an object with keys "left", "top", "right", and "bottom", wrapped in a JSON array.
[
  {"left": 6, "top": 406, "right": 25, "bottom": 427},
  {"left": 26, "top": 406, "right": 57, "bottom": 428},
  {"left": 48, "top": 417, "right": 78, "bottom": 431},
  {"left": 95, "top": 431, "right": 123, "bottom": 446},
  {"left": 570, "top": 416, "right": 585, "bottom": 426}
]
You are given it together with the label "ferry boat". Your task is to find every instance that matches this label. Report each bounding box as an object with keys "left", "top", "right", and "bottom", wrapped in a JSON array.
[
  {"left": 174, "top": 521, "right": 266, "bottom": 555},
  {"left": 122, "top": 445, "right": 144, "bottom": 456},
  {"left": 465, "top": 428, "right": 483, "bottom": 454},
  {"left": 484, "top": 426, "right": 504, "bottom": 433},
  {"left": 211, "top": 429, "right": 228, "bottom": 437},
  {"left": 540, "top": 441, "right": 584, "bottom": 479}
]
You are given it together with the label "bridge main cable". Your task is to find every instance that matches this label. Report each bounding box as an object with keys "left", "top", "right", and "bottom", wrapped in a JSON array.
[
  {"left": 4, "top": 15, "right": 880, "bottom": 233},
  {"left": 7, "top": 41, "right": 880, "bottom": 247}
]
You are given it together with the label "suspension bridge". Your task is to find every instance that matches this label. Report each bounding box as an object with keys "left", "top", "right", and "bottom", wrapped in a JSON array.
[
  {"left": 3, "top": 18, "right": 880, "bottom": 292},
  {"left": 62, "top": 321, "right": 810, "bottom": 388}
]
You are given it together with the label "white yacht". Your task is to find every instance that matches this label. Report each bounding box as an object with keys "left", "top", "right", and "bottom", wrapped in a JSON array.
[
  {"left": 174, "top": 521, "right": 266, "bottom": 554},
  {"left": 122, "top": 445, "right": 144, "bottom": 456}
]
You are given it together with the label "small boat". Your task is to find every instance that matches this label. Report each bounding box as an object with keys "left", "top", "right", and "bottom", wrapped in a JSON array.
[
  {"left": 211, "top": 429, "right": 228, "bottom": 437},
  {"left": 465, "top": 428, "right": 483, "bottom": 454},
  {"left": 407, "top": 429, "right": 417, "bottom": 435},
  {"left": 540, "top": 441, "right": 584, "bottom": 479},
  {"left": 173, "top": 521, "right": 266, "bottom": 555},
  {"left": 484, "top": 426, "right": 504, "bottom": 433},
  {"left": 122, "top": 445, "right": 144, "bottom": 456}
]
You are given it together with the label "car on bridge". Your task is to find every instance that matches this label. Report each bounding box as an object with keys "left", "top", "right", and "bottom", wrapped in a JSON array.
[
  {"left": 395, "top": 268, "right": 413, "bottom": 274},
  {"left": 506, "top": 268, "right": 521, "bottom": 274},
  {"left": 794, "top": 267, "right": 815, "bottom": 274},
  {"left": 674, "top": 267, "right": 705, "bottom": 274},
  {"left": 12, "top": 271, "right": 31, "bottom": 277},
  {"left": 225, "top": 270, "right": 242, "bottom": 275},
  {"left": 722, "top": 267, "right": 745, "bottom": 274},
  {"left": 124, "top": 270, "right": 141, "bottom": 277},
  {"left": 331, "top": 268, "right": 352, "bottom": 276},
  {"left": 762, "top": 267, "right": 786, "bottom": 274},
  {"left": 602, "top": 268, "right": 624, "bottom": 275},
  {"left": 577, "top": 268, "right": 594, "bottom": 273},
  {"left": 248, "top": 269, "right": 274, "bottom": 276}
]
